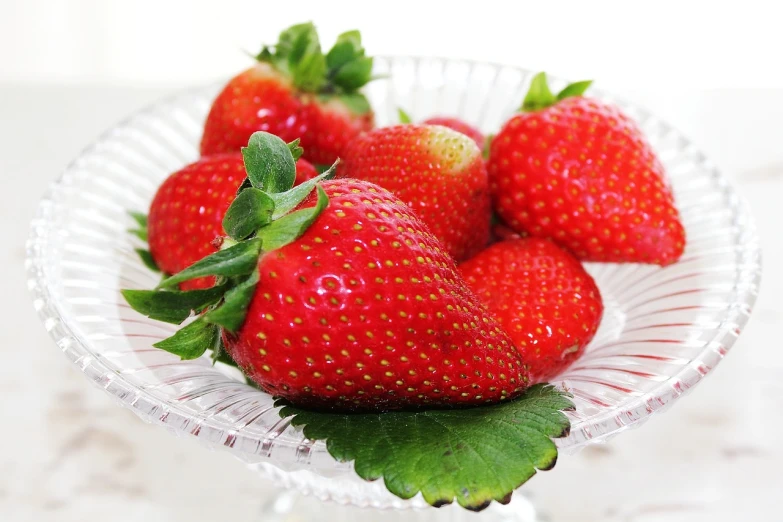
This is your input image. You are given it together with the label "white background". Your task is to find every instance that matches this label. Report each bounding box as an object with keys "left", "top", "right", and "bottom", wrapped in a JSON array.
[
  {"left": 2, "top": 0, "right": 782, "bottom": 89},
  {"left": 2, "top": 1, "right": 782, "bottom": 521}
]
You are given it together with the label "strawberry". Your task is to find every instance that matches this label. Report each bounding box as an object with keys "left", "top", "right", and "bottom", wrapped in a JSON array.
[
  {"left": 200, "top": 23, "right": 375, "bottom": 165},
  {"left": 339, "top": 124, "right": 491, "bottom": 262},
  {"left": 423, "top": 117, "right": 485, "bottom": 149},
  {"left": 294, "top": 155, "right": 319, "bottom": 186},
  {"left": 124, "top": 132, "right": 529, "bottom": 412},
  {"left": 147, "top": 153, "right": 246, "bottom": 290},
  {"left": 488, "top": 73, "right": 686, "bottom": 265},
  {"left": 460, "top": 238, "right": 603, "bottom": 383},
  {"left": 146, "top": 152, "right": 317, "bottom": 290}
]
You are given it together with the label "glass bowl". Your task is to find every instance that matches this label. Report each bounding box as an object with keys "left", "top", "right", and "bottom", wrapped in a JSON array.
[{"left": 26, "top": 56, "right": 761, "bottom": 515}]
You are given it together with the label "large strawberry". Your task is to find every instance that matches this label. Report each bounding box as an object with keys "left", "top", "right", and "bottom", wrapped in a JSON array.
[
  {"left": 124, "top": 132, "right": 529, "bottom": 412},
  {"left": 339, "top": 124, "right": 491, "bottom": 262},
  {"left": 201, "top": 23, "right": 375, "bottom": 165},
  {"left": 145, "top": 152, "right": 317, "bottom": 290},
  {"left": 460, "top": 238, "right": 603, "bottom": 382},
  {"left": 488, "top": 73, "right": 685, "bottom": 265}
]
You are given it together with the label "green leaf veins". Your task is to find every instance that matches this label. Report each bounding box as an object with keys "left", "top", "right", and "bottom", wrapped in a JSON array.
[{"left": 278, "top": 384, "right": 573, "bottom": 511}]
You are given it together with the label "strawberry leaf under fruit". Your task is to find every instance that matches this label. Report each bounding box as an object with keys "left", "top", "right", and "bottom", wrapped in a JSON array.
[{"left": 277, "top": 384, "right": 574, "bottom": 510}]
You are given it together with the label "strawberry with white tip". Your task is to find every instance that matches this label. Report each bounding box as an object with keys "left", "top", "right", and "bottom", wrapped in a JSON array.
[{"left": 339, "top": 124, "right": 491, "bottom": 261}]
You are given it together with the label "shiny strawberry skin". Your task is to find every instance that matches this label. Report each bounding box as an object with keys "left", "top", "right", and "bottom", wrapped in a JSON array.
[
  {"left": 148, "top": 154, "right": 246, "bottom": 290},
  {"left": 294, "top": 157, "right": 318, "bottom": 186},
  {"left": 339, "top": 124, "right": 491, "bottom": 262},
  {"left": 488, "top": 96, "right": 685, "bottom": 265},
  {"left": 200, "top": 65, "right": 306, "bottom": 157},
  {"left": 224, "top": 179, "right": 529, "bottom": 411},
  {"left": 299, "top": 97, "right": 375, "bottom": 166},
  {"left": 423, "top": 116, "right": 485, "bottom": 149},
  {"left": 147, "top": 154, "right": 316, "bottom": 290},
  {"left": 460, "top": 238, "right": 603, "bottom": 383},
  {"left": 200, "top": 64, "right": 373, "bottom": 164}
]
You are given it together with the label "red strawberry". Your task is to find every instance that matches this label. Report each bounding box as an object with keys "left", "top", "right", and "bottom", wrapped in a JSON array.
[
  {"left": 423, "top": 116, "right": 485, "bottom": 149},
  {"left": 148, "top": 153, "right": 246, "bottom": 290},
  {"left": 146, "top": 153, "right": 317, "bottom": 290},
  {"left": 339, "top": 124, "right": 491, "bottom": 262},
  {"left": 460, "top": 238, "right": 603, "bottom": 383},
  {"left": 488, "top": 73, "right": 685, "bottom": 265},
  {"left": 200, "top": 23, "right": 375, "bottom": 165},
  {"left": 294, "top": 155, "right": 319, "bottom": 186},
  {"left": 127, "top": 132, "right": 529, "bottom": 412}
]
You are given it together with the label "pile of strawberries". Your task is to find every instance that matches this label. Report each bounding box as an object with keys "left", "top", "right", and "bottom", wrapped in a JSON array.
[{"left": 126, "top": 23, "right": 685, "bottom": 412}]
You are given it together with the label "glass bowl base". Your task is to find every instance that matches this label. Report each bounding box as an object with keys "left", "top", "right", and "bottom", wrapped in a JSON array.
[{"left": 257, "top": 489, "right": 539, "bottom": 522}]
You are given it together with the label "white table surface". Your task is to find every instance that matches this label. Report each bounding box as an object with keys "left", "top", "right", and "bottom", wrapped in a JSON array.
[{"left": 1, "top": 84, "right": 781, "bottom": 522}]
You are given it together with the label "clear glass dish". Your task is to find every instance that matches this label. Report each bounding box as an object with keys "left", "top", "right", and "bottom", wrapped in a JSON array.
[{"left": 26, "top": 56, "right": 761, "bottom": 515}]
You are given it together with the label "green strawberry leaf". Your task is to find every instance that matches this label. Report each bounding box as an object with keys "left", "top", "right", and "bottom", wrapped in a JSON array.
[
  {"left": 483, "top": 133, "right": 495, "bottom": 160},
  {"left": 222, "top": 188, "right": 275, "bottom": 241},
  {"left": 288, "top": 138, "right": 304, "bottom": 162},
  {"left": 269, "top": 161, "right": 338, "bottom": 220},
  {"left": 326, "top": 30, "right": 364, "bottom": 71},
  {"left": 257, "top": 185, "right": 329, "bottom": 251},
  {"left": 277, "top": 384, "right": 573, "bottom": 511},
  {"left": 203, "top": 268, "right": 260, "bottom": 333},
  {"left": 122, "top": 284, "right": 228, "bottom": 325},
  {"left": 242, "top": 132, "right": 297, "bottom": 194},
  {"left": 335, "top": 92, "right": 372, "bottom": 115},
  {"left": 332, "top": 56, "right": 374, "bottom": 92},
  {"left": 153, "top": 316, "right": 220, "bottom": 360},
  {"left": 282, "top": 23, "right": 327, "bottom": 92},
  {"left": 521, "top": 72, "right": 556, "bottom": 111},
  {"left": 158, "top": 238, "right": 263, "bottom": 289},
  {"left": 522, "top": 72, "right": 593, "bottom": 111},
  {"left": 129, "top": 228, "right": 148, "bottom": 241},
  {"left": 129, "top": 211, "right": 149, "bottom": 241},
  {"left": 134, "top": 248, "right": 160, "bottom": 272},
  {"left": 275, "top": 22, "right": 317, "bottom": 60},
  {"left": 129, "top": 211, "right": 148, "bottom": 228},
  {"left": 556, "top": 80, "right": 592, "bottom": 100},
  {"left": 397, "top": 108, "right": 412, "bottom": 124}
]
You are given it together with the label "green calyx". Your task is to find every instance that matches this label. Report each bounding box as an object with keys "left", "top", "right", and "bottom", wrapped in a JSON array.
[
  {"left": 521, "top": 72, "right": 592, "bottom": 112},
  {"left": 256, "top": 22, "right": 375, "bottom": 113},
  {"left": 122, "top": 131, "right": 336, "bottom": 361},
  {"left": 397, "top": 107, "right": 413, "bottom": 124}
]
